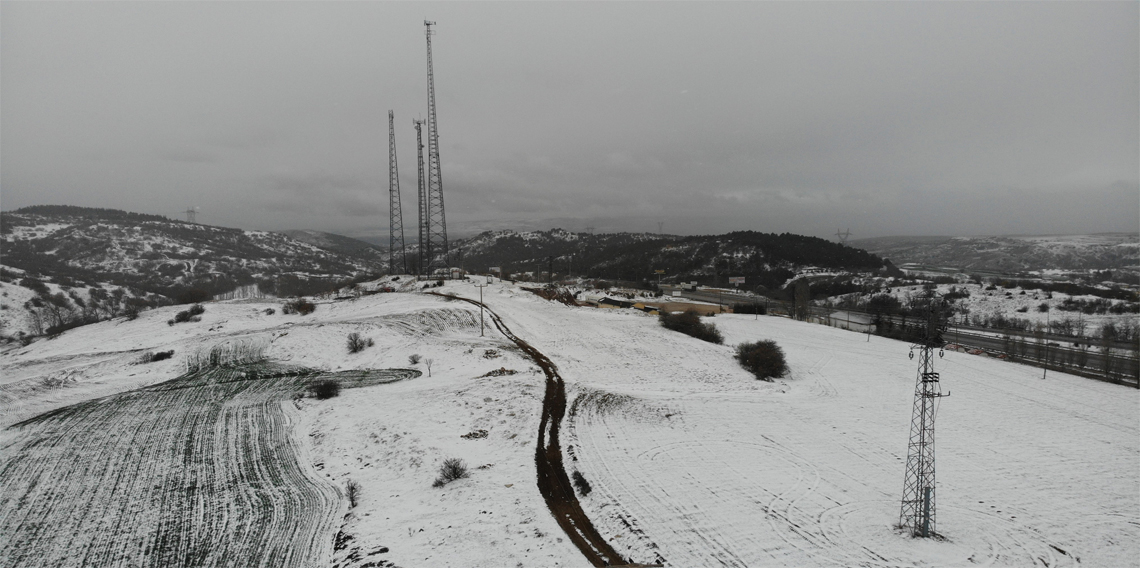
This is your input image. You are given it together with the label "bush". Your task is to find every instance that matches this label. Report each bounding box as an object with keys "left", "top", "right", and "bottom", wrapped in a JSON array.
[
  {"left": 735, "top": 340, "right": 788, "bottom": 381},
  {"left": 264, "top": 308, "right": 276, "bottom": 315},
  {"left": 409, "top": 353, "right": 422, "bottom": 365},
  {"left": 169, "top": 303, "right": 206, "bottom": 325},
  {"left": 139, "top": 350, "right": 175, "bottom": 363},
  {"left": 282, "top": 298, "right": 316, "bottom": 315},
  {"left": 432, "top": 457, "right": 469, "bottom": 488},
  {"left": 572, "top": 471, "right": 592, "bottom": 496},
  {"left": 730, "top": 302, "right": 767, "bottom": 315},
  {"left": 659, "top": 310, "right": 724, "bottom": 344},
  {"left": 347, "top": 332, "right": 368, "bottom": 353},
  {"left": 309, "top": 379, "right": 341, "bottom": 399},
  {"left": 346, "top": 479, "right": 361, "bottom": 508}
]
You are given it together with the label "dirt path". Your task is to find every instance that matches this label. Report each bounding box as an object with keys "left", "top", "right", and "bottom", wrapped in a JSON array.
[{"left": 435, "top": 293, "right": 630, "bottom": 567}]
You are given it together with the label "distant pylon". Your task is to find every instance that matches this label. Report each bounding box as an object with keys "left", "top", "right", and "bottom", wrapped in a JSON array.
[
  {"left": 414, "top": 119, "right": 429, "bottom": 276},
  {"left": 185, "top": 207, "right": 197, "bottom": 223},
  {"left": 423, "top": 20, "right": 449, "bottom": 275},
  {"left": 899, "top": 289, "right": 951, "bottom": 538},
  {"left": 388, "top": 110, "right": 407, "bottom": 275},
  {"left": 836, "top": 228, "right": 852, "bottom": 244}
]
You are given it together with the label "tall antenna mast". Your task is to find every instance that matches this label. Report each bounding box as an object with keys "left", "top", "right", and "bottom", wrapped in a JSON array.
[
  {"left": 414, "top": 118, "right": 429, "bottom": 276},
  {"left": 423, "top": 20, "right": 449, "bottom": 275},
  {"left": 899, "top": 289, "right": 951, "bottom": 538},
  {"left": 388, "top": 110, "right": 407, "bottom": 275}
]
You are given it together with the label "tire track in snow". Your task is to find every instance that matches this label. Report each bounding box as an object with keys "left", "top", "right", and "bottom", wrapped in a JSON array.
[
  {"left": 431, "top": 292, "right": 630, "bottom": 567},
  {"left": 0, "top": 365, "right": 418, "bottom": 568}
]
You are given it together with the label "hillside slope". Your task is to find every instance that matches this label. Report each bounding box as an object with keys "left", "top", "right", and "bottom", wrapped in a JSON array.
[
  {"left": 455, "top": 229, "right": 888, "bottom": 290},
  {"left": 852, "top": 234, "right": 1140, "bottom": 273},
  {"left": 1, "top": 206, "right": 382, "bottom": 300}
]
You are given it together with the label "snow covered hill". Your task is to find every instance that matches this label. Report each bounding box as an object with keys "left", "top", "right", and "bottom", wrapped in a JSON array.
[
  {"left": 1, "top": 206, "right": 384, "bottom": 301},
  {"left": 2, "top": 279, "right": 1136, "bottom": 567},
  {"left": 852, "top": 233, "right": 1140, "bottom": 274}
]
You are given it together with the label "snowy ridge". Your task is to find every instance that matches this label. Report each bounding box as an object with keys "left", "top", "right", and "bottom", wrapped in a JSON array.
[{"left": 853, "top": 233, "right": 1140, "bottom": 272}]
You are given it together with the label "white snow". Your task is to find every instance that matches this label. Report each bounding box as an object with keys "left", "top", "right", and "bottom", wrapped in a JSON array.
[{"left": 1, "top": 280, "right": 1136, "bottom": 567}]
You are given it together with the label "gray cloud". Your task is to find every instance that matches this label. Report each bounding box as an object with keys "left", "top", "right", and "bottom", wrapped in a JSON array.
[{"left": 2, "top": 2, "right": 1136, "bottom": 240}]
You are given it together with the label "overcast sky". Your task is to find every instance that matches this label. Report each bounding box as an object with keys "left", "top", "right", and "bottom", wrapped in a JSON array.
[{"left": 2, "top": 2, "right": 1137, "bottom": 241}]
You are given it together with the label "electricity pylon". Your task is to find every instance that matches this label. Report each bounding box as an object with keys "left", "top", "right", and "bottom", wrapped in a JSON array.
[
  {"left": 414, "top": 119, "right": 428, "bottom": 276},
  {"left": 423, "top": 20, "right": 449, "bottom": 276},
  {"left": 899, "top": 289, "right": 951, "bottom": 538},
  {"left": 836, "top": 228, "right": 852, "bottom": 244},
  {"left": 388, "top": 111, "right": 407, "bottom": 275}
]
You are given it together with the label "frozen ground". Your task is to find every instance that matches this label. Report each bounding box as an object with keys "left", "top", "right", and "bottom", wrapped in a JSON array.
[{"left": 1, "top": 280, "right": 1137, "bottom": 567}]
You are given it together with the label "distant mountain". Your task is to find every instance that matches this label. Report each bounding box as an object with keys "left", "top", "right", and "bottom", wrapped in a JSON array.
[
  {"left": 452, "top": 229, "right": 889, "bottom": 291},
  {"left": 851, "top": 234, "right": 1140, "bottom": 274},
  {"left": 280, "top": 230, "right": 386, "bottom": 262},
  {"left": 1, "top": 206, "right": 384, "bottom": 301}
]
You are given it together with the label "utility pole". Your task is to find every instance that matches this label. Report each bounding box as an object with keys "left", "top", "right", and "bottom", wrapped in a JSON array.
[
  {"left": 473, "top": 278, "right": 489, "bottom": 337},
  {"left": 900, "top": 290, "right": 950, "bottom": 538},
  {"left": 388, "top": 110, "right": 407, "bottom": 275}
]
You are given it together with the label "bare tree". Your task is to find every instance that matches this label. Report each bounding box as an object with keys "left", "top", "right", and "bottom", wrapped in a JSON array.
[{"left": 425, "top": 358, "right": 434, "bottom": 377}]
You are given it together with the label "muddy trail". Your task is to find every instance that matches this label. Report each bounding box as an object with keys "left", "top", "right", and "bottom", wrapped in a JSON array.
[{"left": 435, "top": 292, "right": 634, "bottom": 567}]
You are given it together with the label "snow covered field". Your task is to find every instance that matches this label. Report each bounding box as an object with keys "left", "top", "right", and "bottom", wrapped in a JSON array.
[{"left": 2, "top": 280, "right": 1137, "bottom": 567}]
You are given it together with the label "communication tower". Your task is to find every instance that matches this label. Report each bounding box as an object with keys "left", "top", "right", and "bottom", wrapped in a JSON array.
[
  {"left": 388, "top": 111, "right": 407, "bottom": 274},
  {"left": 423, "top": 20, "right": 449, "bottom": 275},
  {"left": 899, "top": 289, "right": 951, "bottom": 538},
  {"left": 414, "top": 119, "right": 429, "bottom": 275}
]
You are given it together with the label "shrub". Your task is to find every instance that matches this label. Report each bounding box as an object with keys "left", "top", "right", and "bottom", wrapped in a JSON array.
[
  {"left": 347, "top": 332, "right": 368, "bottom": 353},
  {"left": 409, "top": 353, "right": 422, "bottom": 365},
  {"left": 123, "top": 306, "right": 141, "bottom": 321},
  {"left": 572, "top": 471, "right": 592, "bottom": 496},
  {"left": 735, "top": 340, "right": 788, "bottom": 381},
  {"left": 170, "top": 303, "right": 206, "bottom": 325},
  {"left": 659, "top": 310, "right": 724, "bottom": 344},
  {"left": 310, "top": 379, "right": 341, "bottom": 399},
  {"left": 282, "top": 298, "right": 316, "bottom": 315},
  {"left": 730, "top": 302, "right": 767, "bottom": 315},
  {"left": 139, "top": 350, "right": 175, "bottom": 363},
  {"left": 432, "top": 457, "right": 469, "bottom": 488},
  {"left": 346, "top": 479, "right": 361, "bottom": 508},
  {"left": 264, "top": 308, "right": 276, "bottom": 315}
]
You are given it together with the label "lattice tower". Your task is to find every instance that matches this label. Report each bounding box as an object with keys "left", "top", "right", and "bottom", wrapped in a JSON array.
[
  {"left": 899, "top": 290, "right": 951, "bottom": 538},
  {"left": 388, "top": 111, "right": 407, "bottom": 275},
  {"left": 414, "top": 119, "right": 429, "bottom": 276},
  {"left": 423, "top": 20, "right": 449, "bottom": 275},
  {"left": 836, "top": 228, "right": 852, "bottom": 244}
]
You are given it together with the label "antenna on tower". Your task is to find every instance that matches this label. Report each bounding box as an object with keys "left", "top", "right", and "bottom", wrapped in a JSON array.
[
  {"left": 185, "top": 207, "right": 198, "bottom": 224},
  {"left": 836, "top": 228, "right": 852, "bottom": 244},
  {"left": 414, "top": 119, "right": 428, "bottom": 276},
  {"left": 899, "top": 289, "right": 951, "bottom": 538},
  {"left": 388, "top": 110, "right": 408, "bottom": 275},
  {"left": 423, "top": 19, "right": 449, "bottom": 276}
]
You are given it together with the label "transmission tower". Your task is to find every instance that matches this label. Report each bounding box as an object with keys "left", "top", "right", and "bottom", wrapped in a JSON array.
[
  {"left": 414, "top": 119, "right": 428, "bottom": 276},
  {"left": 836, "top": 228, "right": 852, "bottom": 244},
  {"left": 423, "top": 20, "right": 449, "bottom": 275},
  {"left": 185, "top": 207, "right": 197, "bottom": 223},
  {"left": 388, "top": 111, "right": 407, "bottom": 275},
  {"left": 899, "top": 289, "right": 951, "bottom": 538}
]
